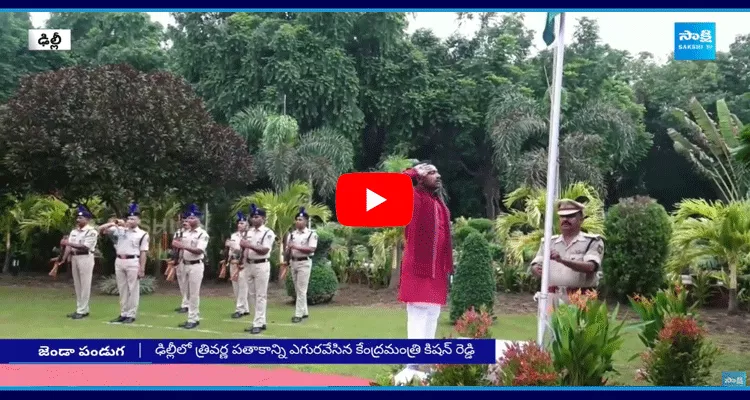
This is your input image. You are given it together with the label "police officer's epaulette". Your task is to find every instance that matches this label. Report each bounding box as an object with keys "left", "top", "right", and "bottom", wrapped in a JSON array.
[
  {"left": 582, "top": 233, "right": 604, "bottom": 241},
  {"left": 541, "top": 234, "right": 560, "bottom": 242}
]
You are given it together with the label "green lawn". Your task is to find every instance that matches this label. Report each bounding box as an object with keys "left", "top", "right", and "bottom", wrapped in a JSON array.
[{"left": 0, "top": 285, "right": 747, "bottom": 385}]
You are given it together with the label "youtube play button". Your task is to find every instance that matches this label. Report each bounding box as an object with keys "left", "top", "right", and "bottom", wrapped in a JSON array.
[{"left": 336, "top": 173, "right": 414, "bottom": 227}]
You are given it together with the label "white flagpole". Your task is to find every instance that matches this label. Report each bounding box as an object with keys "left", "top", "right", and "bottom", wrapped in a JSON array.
[{"left": 537, "top": 12, "right": 567, "bottom": 347}]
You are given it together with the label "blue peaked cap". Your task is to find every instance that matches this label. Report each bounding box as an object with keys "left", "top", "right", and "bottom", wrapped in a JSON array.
[
  {"left": 184, "top": 203, "right": 202, "bottom": 217},
  {"left": 76, "top": 204, "right": 93, "bottom": 219},
  {"left": 249, "top": 203, "right": 266, "bottom": 217},
  {"left": 236, "top": 211, "right": 247, "bottom": 222},
  {"left": 297, "top": 207, "right": 309, "bottom": 219},
  {"left": 127, "top": 202, "right": 140, "bottom": 217}
]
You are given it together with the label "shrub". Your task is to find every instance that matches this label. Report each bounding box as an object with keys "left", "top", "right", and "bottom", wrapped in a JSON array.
[
  {"left": 467, "top": 218, "right": 494, "bottom": 234},
  {"left": 428, "top": 307, "right": 493, "bottom": 386},
  {"left": 97, "top": 275, "right": 156, "bottom": 295},
  {"left": 602, "top": 196, "right": 672, "bottom": 301},
  {"left": 285, "top": 261, "right": 338, "bottom": 305},
  {"left": 488, "top": 243, "right": 503, "bottom": 261},
  {"left": 496, "top": 342, "right": 559, "bottom": 386},
  {"left": 639, "top": 316, "right": 719, "bottom": 386},
  {"left": 628, "top": 284, "right": 696, "bottom": 350},
  {"left": 312, "top": 227, "right": 335, "bottom": 264},
  {"left": 453, "top": 225, "right": 480, "bottom": 246},
  {"left": 549, "top": 290, "right": 630, "bottom": 386},
  {"left": 449, "top": 232, "right": 495, "bottom": 323}
]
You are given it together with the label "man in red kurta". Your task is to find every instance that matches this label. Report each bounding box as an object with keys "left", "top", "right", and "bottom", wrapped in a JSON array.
[{"left": 399, "top": 163, "right": 453, "bottom": 344}]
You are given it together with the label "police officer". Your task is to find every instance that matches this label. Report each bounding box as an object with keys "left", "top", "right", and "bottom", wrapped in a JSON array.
[
  {"left": 285, "top": 207, "right": 317, "bottom": 323},
  {"left": 240, "top": 204, "right": 276, "bottom": 334},
  {"left": 530, "top": 197, "right": 604, "bottom": 309},
  {"left": 64, "top": 205, "right": 99, "bottom": 319},
  {"left": 227, "top": 211, "right": 250, "bottom": 318},
  {"left": 173, "top": 216, "right": 190, "bottom": 313},
  {"left": 99, "top": 202, "right": 149, "bottom": 323},
  {"left": 174, "top": 204, "right": 209, "bottom": 329}
]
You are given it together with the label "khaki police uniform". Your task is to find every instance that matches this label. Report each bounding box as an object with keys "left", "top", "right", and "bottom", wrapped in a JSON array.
[
  {"left": 287, "top": 228, "right": 317, "bottom": 318},
  {"left": 173, "top": 228, "right": 189, "bottom": 311},
  {"left": 179, "top": 227, "right": 209, "bottom": 324},
  {"left": 530, "top": 198, "right": 604, "bottom": 309},
  {"left": 228, "top": 230, "right": 250, "bottom": 315},
  {"left": 106, "top": 226, "right": 149, "bottom": 319},
  {"left": 68, "top": 225, "right": 99, "bottom": 315},
  {"left": 244, "top": 225, "right": 276, "bottom": 328}
]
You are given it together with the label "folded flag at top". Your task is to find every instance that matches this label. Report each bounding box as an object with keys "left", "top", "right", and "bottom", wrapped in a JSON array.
[{"left": 543, "top": 12, "right": 561, "bottom": 46}]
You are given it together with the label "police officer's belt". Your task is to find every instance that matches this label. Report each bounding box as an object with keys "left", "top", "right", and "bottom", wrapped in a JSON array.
[
  {"left": 72, "top": 250, "right": 90, "bottom": 255},
  {"left": 291, "top": 256, "right": 310, "bottom": 261},
  {"left": 117, "top": 255, "right": 139, "bottom": 259},
  {"left": 246, "top": 258, "right": 268, "bottom": 264},
  {"left": 184, "top": 260, "right": 202, "bottom": 265}
]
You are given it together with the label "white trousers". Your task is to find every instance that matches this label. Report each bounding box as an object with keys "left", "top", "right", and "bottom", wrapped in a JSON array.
[
  {"left": 406, "top": 302, "right": 441, "bottom": 370},
  {"left": 406, "top": 303, "right": 441, "bottom": 339}
]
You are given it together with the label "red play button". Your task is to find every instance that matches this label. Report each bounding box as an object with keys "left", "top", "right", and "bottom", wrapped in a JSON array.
[{"left": 335, "top": 173, "right": 414, "bottom": 228}]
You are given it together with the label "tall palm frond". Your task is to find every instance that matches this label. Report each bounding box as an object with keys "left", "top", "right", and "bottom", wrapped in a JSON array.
[
  {"left": 669, "top": 199, "right": 750, "bottom": 313},
  {"left": 668, "top": 97, "right": 747, "bottom": 202},
  {"left": 296, "top": 126, "right": 354, "bottom": 199},
  {"left": 14, "top": 196, "right": 106, "bottom": 241},
  {"left": 495, "top": 182, "right": 604, "bottom": 265}
]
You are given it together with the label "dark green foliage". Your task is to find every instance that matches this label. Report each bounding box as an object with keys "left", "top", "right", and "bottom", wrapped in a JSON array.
[
  {"left": 0, "top": 64, "right": 255, "bottom": 203},
  {"left": 603, "top": 196, "right": 672, "bottom": 300},
  {"left": 449, "top": 232, "right": 495, "bottom": 323},
  {"left": 489, "top": 243, "right": 504, "bottom": 261},
  {"left": 312, "top": 227, "right": 335, "bottom": 263},
  {"left": 453, "top": 225, "right": 480, "bottom": 246},
  {"left": 285, "top": 261, "right": 338, "bottom": 305},
  {"left": 467, "top": 218, "right": 494, "bottom": 234}
]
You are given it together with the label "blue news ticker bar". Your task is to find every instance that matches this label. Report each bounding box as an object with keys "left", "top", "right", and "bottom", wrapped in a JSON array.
[{"left": 0, "top": 339, "right": 495, "bottom": 364}]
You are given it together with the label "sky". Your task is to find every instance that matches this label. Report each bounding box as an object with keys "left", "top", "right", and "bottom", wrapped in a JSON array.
[{"left": 28, "top": 11, "right": 750, "bottom": 63}]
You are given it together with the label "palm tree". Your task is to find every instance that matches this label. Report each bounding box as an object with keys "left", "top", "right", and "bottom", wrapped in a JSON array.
[
  {"left": 487, "top": 84, "right": 645, "bottom": 196},
  {"left": 668, "top": 97, "right": 747, "bottom": 202},
  {"left": 495, "top": 182, "right": 604, "bottom": 266},
  {"left": 232, "top": 181, "right": 332, "bottom": 265},
  {"left": 231, "top": 106, "right": 354, "bottom": 200},
  {"left": 669, "top": 198, "right": 750, "bottom": 314}
]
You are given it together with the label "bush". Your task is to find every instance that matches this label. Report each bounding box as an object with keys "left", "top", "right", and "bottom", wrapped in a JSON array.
[
  {"left": 312, "top": 227, "right": 335, "bottom": 263},
  {"left": 449, "top": 232, "right": 494, "bottom": 323},
  {"left": 603, "top": 196, "right": 672, "bottom": 301},
  {"left": 488, "top": 243, "right": 503, "bottom": 261},
  {"left": 428, "top": 307, "right": 493, "bottom": 386},
  {"left": 628, "top": 284, "right": 696, "bottom": 350},
  {"left": 285, "top": 261, "right": 338, "bottom": 305},
  {"left": 453, "top": 225, "right": 480, "bottom": 246},
  {"left": 639, "top": 316, "right": 719, "bottom": 386},
  {"left": 496, "top": 342, "right": 559, "bottom": 386},
  {"left": 97, "top": 275, "right": 156, "bottom": 295}
]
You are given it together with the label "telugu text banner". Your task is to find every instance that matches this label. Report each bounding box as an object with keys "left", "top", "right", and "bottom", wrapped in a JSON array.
[{"left": 0, "top": 339, "right": 496, "bottom": 364}]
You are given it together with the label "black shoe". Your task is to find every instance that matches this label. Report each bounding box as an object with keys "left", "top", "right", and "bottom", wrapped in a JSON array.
[
  {"left": 66, "top": 312, "right": 76, "bottom": 318},
  {"left": 71, "top": 313, "right": 89, "bottom": 320},
  {"left": 260, "top": 324, "right": 267, "bottom": 330},
  {"left": 178, "top": 321, "right": 188, "bottom": 328},
  {"left": 111, "top": 316, "right": 126, "bottom": 323},
  {"left": 302, "top": 315, "right": 309, "bottom": 319},
  {"left": 291, "top": 316, "right": 302, "bottom": 323},
  {"left": 250, "top": 327, "right": 263, "bottom": 334},
  {"left": 123, "top": 317, "right": 136, "bottom": 324},
  {"left": 231, "top": 312, "right": 244, "bottom": 319},
  {"left": 175, "top": 307, "right": 188, "bottom": 313},
  {"left": 244, "top": 324, "right": 266, "bottom": 332},
  {"left": 183, "top": 321, "right": 199, "bottom": 329}
]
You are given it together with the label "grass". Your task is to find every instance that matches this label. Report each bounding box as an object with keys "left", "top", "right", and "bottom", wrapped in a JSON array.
[{"left": 0, "top": 285, "right": 748, "bottom": 385}]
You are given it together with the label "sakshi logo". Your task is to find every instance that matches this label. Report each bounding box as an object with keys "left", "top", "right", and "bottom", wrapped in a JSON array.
[{"left": 674, "top": 22, "right": 716, "bottom": 61}]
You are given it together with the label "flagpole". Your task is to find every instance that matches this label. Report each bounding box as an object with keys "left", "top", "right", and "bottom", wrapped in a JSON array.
[{"left": 537, "top": 12, "right": 566, "bottom": 347}]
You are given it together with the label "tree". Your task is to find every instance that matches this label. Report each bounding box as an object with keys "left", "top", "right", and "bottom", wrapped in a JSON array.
[
  {"left": 46, "top": 12, "right": 168, "bottom": 72},
  {"left": 231, "top": 106, "right": 354, "bottom": 199},
  {"left": 668, "top": 97, "right": 747, "bottom": 202},
  {"left": 0, "top": 64, "right": 255, "bottom": 205},
  {"left": 0, "top": 13, "right": 72, "bottom": 103},
  {"left": 450, "top": 231, "right": 494, "bottom": 323},
  {"left": 669, "top": 199, "right": 750, "bottom": 314}
]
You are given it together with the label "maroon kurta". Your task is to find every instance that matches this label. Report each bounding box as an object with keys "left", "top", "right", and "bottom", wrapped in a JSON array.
[{"left": 397, "top": 169, "right": 453, "bottom": 305}]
